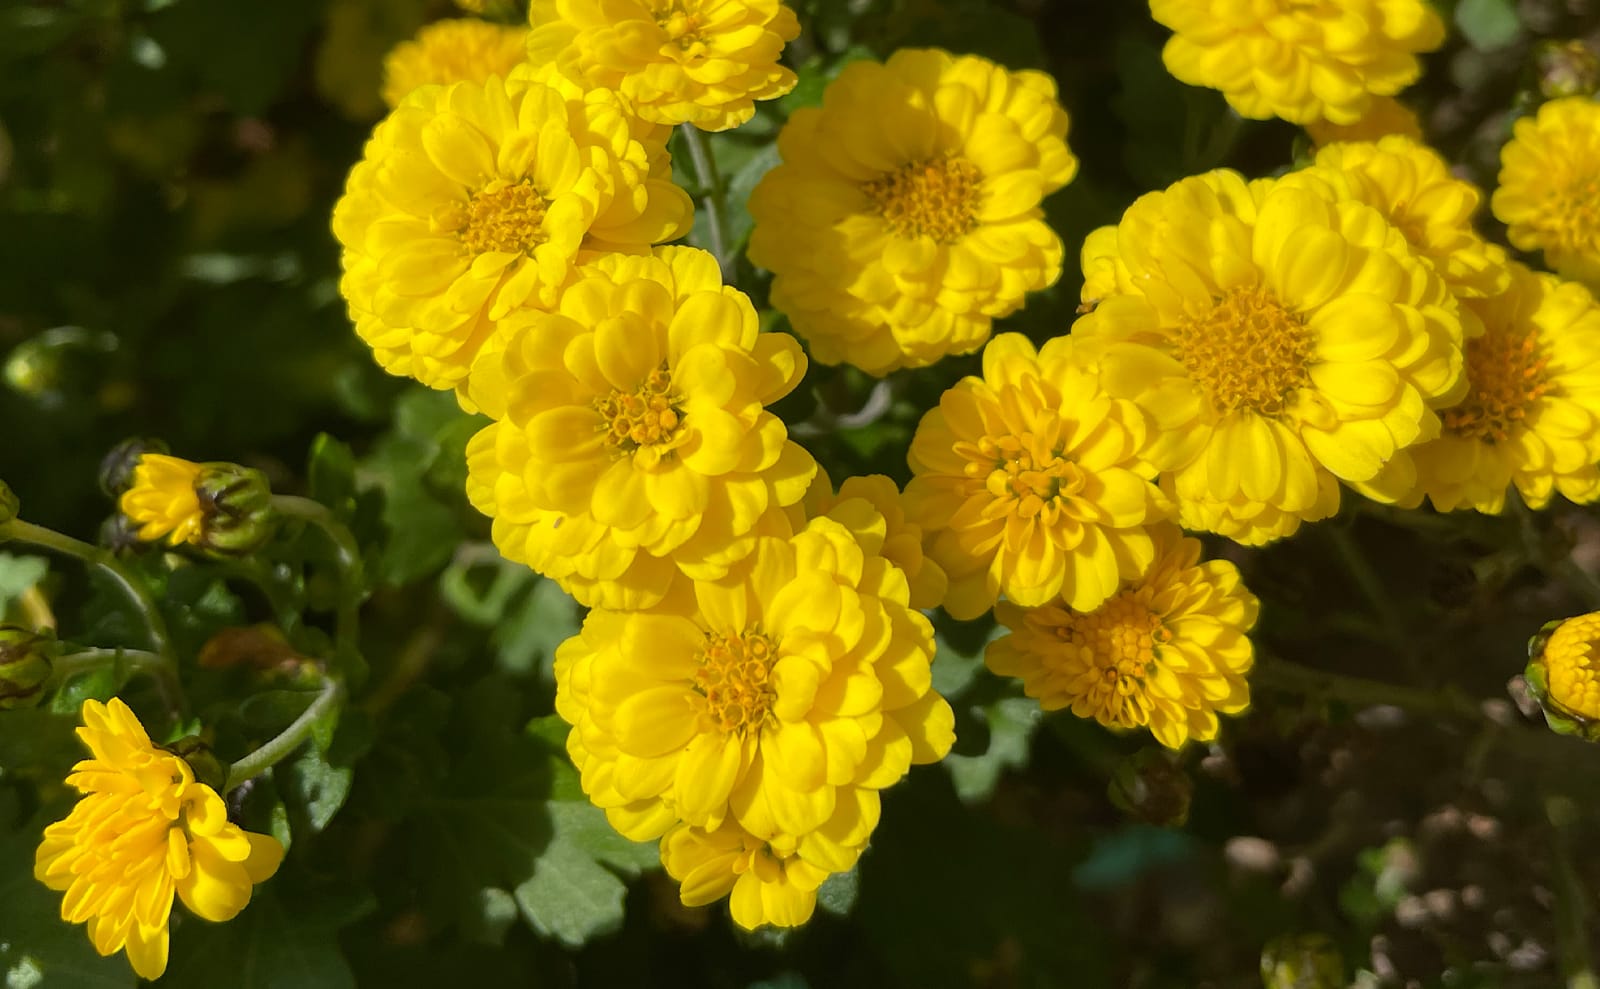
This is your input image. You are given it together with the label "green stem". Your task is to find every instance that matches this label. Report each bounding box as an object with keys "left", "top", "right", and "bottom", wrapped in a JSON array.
[
  {"left": 2, "top": 519, "right": 172, "bottom": 657},
  {"left": 52, "top": 647, "right": 167, "bottom": 685},
  {"left": 681, "top": 124, "right": 732, "bottom": 277},
  {"left": 225, "top": 677, "right": 343, "bottom": 791},
  {"left": 1546, "top": 795, "right": 1598, "bottom": 989},
  {"left": 1326, "top": 524, "right": 1413, "bottom": 651},
  {"left": 271, "top": 496, "right": 364, "bottom": 659},
  {"left": 1253, "top": 655, "right": 1485, "bottom": 722}
]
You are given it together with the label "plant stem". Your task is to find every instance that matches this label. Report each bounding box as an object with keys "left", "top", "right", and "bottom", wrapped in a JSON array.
[
  {"left": 1253, "top": 655, "right": 1484, "bottom": 722},
  {"left": 225, "top": 677, "right": 343, "bottom": 791},
  {"left": 681, "top": 124, "right": 732, "bottom": 278},
  {"left": 1546, "top": 795, "right": 1598, "bottom": 989},
  {"left": 271, "top": 496, "right": 364, "bottom": 660},
  {"left": 52, "top": 647, "right": 167, "bottom": 685}
]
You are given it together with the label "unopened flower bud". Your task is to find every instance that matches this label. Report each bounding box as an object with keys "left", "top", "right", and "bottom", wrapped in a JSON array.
[
  {"left": 0, "top": 478, "right": 18, "bottom": 525},
  {"left": 100, "top": 437, "right": 170, "bottom": 497},
  {"left": 1524, "top": 613, "right": 1600, "bottom": 740},
  {"left": 1108, "top": 747, "right": 1193, "bottom": 828},
  {"left": 193, "top": 463, "right": 277, "bottom": 555},
  {"left": 1260, "top": 933, "right": 1344, "bottom": 989},
  {"left": 1537, "top": 41, "right": 1600, "bottom": 100},
  {"left": 161, "top": 735, "right": 229, "bottom": 792},
  {"left": 120, "top": 454, "right": 278, "bottom": 556},
  {"left": 0, "top": 624, "right": 58, "bottom": 710}
]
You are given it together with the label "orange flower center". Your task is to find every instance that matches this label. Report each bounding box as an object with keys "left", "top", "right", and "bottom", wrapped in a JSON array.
[
  {"left": 1050, "top": 590, "right": 1171, "bottom": 727},
  {"left": 1174, "top": 286, "right": 1314, "bottom": 418},
  {"left": 459, "top": 180, "right": 549, "bottom": 256},
  {"left": 863, "top": 155, "right": 984, "bottom": 244},
  {"left": 693, "top": 629, "right": 780, "bottom": 735},
  {"left": 956, "top": 426, "right": 1086, "bottom": 523},
  {"left": 594, "top": 366, "right": 684, "bottom": 453},
  {"left": 1444, "top": 325, "right": 1552, "bottom": 443}
]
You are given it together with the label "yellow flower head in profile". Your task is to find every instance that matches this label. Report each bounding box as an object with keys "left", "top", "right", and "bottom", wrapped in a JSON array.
[
  {"left": 661, "top": 818, "right": 836, "bottom": 930},
  {"left": 553, "top": 512, "right": 954, "bottom": 857},
  {"left": 1383, "top": 264, "right": 1600, "bottom": 514},
  {"left": 1305, "top": 95, "right": 1424, "bottom": 148},
  {"left": 119, "top": 454, "right": 205, "bottom": 546},
  {"left": 749, "top": 48, "right": 1077, "bottom": 375},
  {"left": 380, "top": 19, "right": 530, "bottom": 109},
  {"left": 465, "top": 247, "right": 815, "bottom": 610},
  {"left": 987, "top": 524, "right": 1258, "bottom": 750},
  {"left": 1150, "top": 0, "right": 1445, "bottom": 125},
  {"left": 1073, "top": 169, "right": 1465, "bottom": 546},
  {"left": 1492, "top": 96, "right": 1600, "bottom": 289},
  {"left": 34, "top": 699, "right": 284, "bottom": 981},
  {"left": 1528, "top": 612, "right": 1600, "bottom": 739},
  {"left": 903, "top": 334, "right": 1171, "bottom": 620},
  {"left": 332, "top": 75, "right": 694, "bottom": 392},
  {"left": 803, "top": 470, "right": 948, "bottom": 612},
  {"left": 526, "top": 0, "right": 799, "bottom": 132}
]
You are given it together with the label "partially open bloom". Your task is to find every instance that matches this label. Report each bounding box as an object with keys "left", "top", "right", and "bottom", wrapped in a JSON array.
[
  {"left": 660, "top": 818, "right": 836, "bottom": 930},
  {"left": 1526, "top": 612, "right": 1600, "bottom": 739},
  {"left": 120, "top": 454, "right": 205, "bottom": 546},
  {"left": 1492, "top": 97, "right": 1600, "bottom": 289},
  {"left": 1383, "top": 265, "right": 1600, "bottom": 513},
  {"left": 1150, "top": 0, "right": 1446, "bottom": 125},
  {"left": 35, "top": 699, "right": 284, "bottom": 980},
  {"left": 333, "top": 75, "right": 693, "bottom": 391},
  {"left": 749, "top": 48, "right": 1077, "bottom": 375},
  {"left": 465, "top": 247, "right": 814, "bottom": 610},
  {"left": 1306, "top": 95, "right": 1424, "bottom": 147},
  {"left": 527, "top": 0, "right": 799, "bottom": 131},
  {"left": 804, "top": 471, "right": 947, "bottom": 611},
  {"left": 381, "top": 19, "right": 530, "bottom": 109},
  {"left": 1073, "top": 169, "right": 1465, "bottom": 545},
  {"left": 986, "top": 523, "right": 1258, "bottom": 750},
  {"left": 119, "top": 455, "right": 277, "bottom": 555},
  {"left": 903, "top": 334, "right": 1171, "bottom": 620}
]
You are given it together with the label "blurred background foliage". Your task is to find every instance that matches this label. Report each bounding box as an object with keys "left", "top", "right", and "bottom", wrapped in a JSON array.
[{"left": 3, "top": 0, "right": 1600, "bottom": 986}]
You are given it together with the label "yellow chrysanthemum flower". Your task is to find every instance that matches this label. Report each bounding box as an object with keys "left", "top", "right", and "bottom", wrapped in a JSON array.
[
  {"left": 1304, "top": 137, "right": 1510, "bottom": 300},
  {"left": 903, "top": 333, "right": 1171, "bottom": 620},
  {"left": 526, "top": 0, "right": 799, "bottom": 132},
  {"left": 1072, "top": 168, "right": 1465, "bottom": 546},
  {"left": 803, "top": 470, "right": 947, "bottom": 612},
  {"left": 987, "top": 523, "right": 1258, "bottom": 750},
  {"left": 1492, "top": 96, "right": 1600, "bottom": 289},
  {"left": 119, "top": 454, "right": 205, "bottom": 546},
  {"left": 749, "top": 48, "right": 1077, "bottom": 375},
  {"left": 380, "top": 19, "right": 530, "bottom": 109},
  {"left": 661, "top": 818, "right": 835, "bottom": 930},
  {"left": 34, "top": 699, "right": 284, "bottom": 981},
  {"left": 332, "top": 75, "right": 693, "bottom": 392},
  {"left": 553, "top": 513, "right": 954, "bottom": 851},
  {"left": 1305, "top": 95, "right": 1424, "bottom": 147},
  {"left": 1150, "top": 0, "right": 1445, "bottom": 126},
  {"left": 1527, "top": 612, "right": 1600, "bottom": 736},
  {"left": 465, "top": 247, "right": 815, "bottom": 610},
  {"left": 1378, "top": 264, "right": 1600, "bottom": 513}
]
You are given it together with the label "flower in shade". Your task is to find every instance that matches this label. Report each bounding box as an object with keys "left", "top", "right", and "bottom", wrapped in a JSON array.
[
  {"left": 526, "top": 0, "right": 799, "bottom": 132},
  {"left": 1149, "top": 0, "right": 1445, "bottom": 125},
  {"left": 1378, "top": 264, "right": 1600, "bottom": 513},
  {"left": 119, "top": 454, "right": 205, "bottom": 546},
  {"left": 749, "top": 48, "right": 1077, "bottom": 375},
  {"left": 465, "top": 247, "right": 814, "bottom": 610},
  {"left": 986, "top": 523, "right": 1258, "bottom": 749},
  {"left": 903, "top": 333, "right": 1171, "bottom": 620},
  {"left": 660, "top": 817, "right": 838, "bottom": 930},
  {"left": 1492, "top": 96, "right": 1600, "bottom": 290},
  {"left": 803, "top": 470, "right": 947, "bottom": 611},
  {"left": 1526, "top": 611, "right": 1600, "bottom": 739},
  {"left": 332, "top": 74, "right": 693, "bottom": 392},
  {"left": 1072, "top": 168, "right": 1465, "bottom": 546},
  {"left": 34, "top": 699, "right": 284, "bottom": 980},
  {"left": 380, "top": 19, "right": 530, "bottom": 109},
  {"left": 1306, "top": 95, "right": 1424, "bottom": 147}
]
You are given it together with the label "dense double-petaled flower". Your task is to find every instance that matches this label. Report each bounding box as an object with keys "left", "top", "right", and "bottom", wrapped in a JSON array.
[
  {"left": 380, "top": 18, "right": 530, "bottom": 109},
  {"left": 803, "top": 470, "right": 947, "bottom": 612},
  {"left": 1492, "top": 96, "right": 1600, "bottom": 290}
]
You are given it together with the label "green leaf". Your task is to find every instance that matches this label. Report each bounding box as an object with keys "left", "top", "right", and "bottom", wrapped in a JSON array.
[
  {"left": 493, "top": 576, "right": 579, "bottom": 678},
  {"left": 1455, "top": 0, "right": 1521, "bottom": 51},
  {"left": 0, "top": 552, "right": 47, "bottom": 616},
  {"left": 306, "top": 433, "right": 357, "bottom": 517},
  {"left": 815, "top": 867, "right": 859, "bottom": 918},
  {"left": 513, "top": 834, "right": 632, "bottom": 948},
  {"left": 162, "top": 885, "right": 369, "bottom": 989},
  {"left": 944, "top": 697, "right": 1040, "bottom": 803}
]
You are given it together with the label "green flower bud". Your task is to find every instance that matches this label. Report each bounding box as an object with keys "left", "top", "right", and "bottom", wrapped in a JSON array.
[
  {"left": 194, "top": 462, "right": 277, "bottom": 556},
  {"left": 1260, "top": 933, "right": 1345, "bottom": 989},
  {"left": 0, "top": 624, "right": 59, "bottom": 710},
  {"left": 0, "top": 478, "right": 18, "bottom": 525},
  {"left": 100, "top": 437, "right": 171, "bottom": 497},
  {"left": 1108, "top": 747, "right": 1193, "bottom": 828},
  {"left": 161, "top": 735, "right": 229, "bottom": 792},
  {"left": 1524, "top": 613, "right": 1600, "bottom": 741}
]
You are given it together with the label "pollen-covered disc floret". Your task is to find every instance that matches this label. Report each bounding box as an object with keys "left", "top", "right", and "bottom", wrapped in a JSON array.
[
  {"left": 749, "top": 48, "right": 1077, "bottom": 375},
  {"left": 332, "top": 74, "right": 693, "bottom": 392},
  {"left": 464, "top": 247, "right": 815, "bottom": 610},
  {"left": 1527, "top": 611, "right": 1600, "bottom": 736},
  {"left": 1149, "top": 0, "right": 1445, "bottom": 125},
  {"left": 1073, "top": 168, "right": 1465, "bottom": 546},
  {"left": 527, "top": 0, "right": 799, "bottom": 131},
  {"left": 34, "top": 699, "right": 284, "bottom": 981},
  {"left": 903, "top": 334, "right": 1172, "bottom": 620},
  {"left": 1492, "top": 96, "right": 1600, "bottom": 290},
  {"left": 986, "top": 523, "right": 1258, "bottom": 750},
  {"left": 380, "top": 19, "right": 530, "bottom": 109}
]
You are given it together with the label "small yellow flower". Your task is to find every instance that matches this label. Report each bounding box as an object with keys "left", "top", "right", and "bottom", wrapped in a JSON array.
[
  {"left": 903, "top": 333, "right": 1171, "bottom": 620},
  {"left": 119, "top": 454, "right": 205, "bottom": 546},
  {"left": 527, "top": 0, "right": 799, "bottom": 131},
  {"left": 660, "top": 818, "right": 835, "bottom": 930},
  {"left": 986, "top": 523, "right": 1258, "bottom": 750},
  {"left": 1527, "top": 612, "right": 1600, "bottom": 733},
  {"left": 1150, "top": 0, "right": 1445, "bottom": 125},
  {"left": 34, "top": 699, "right": 284, "bottom": 981},
  {"left": 1305, "top": 95, "right": 1424, "bottom": 148},
  {"left": 803, "top": 470, "right": 947, "bottom": 612},
  {"left": 1492, "top": 96, "right": 1600, "bottom": 289},
  {"left": 749, "top": 48, "right": 1077, "bottom": 375},
  {"left": 380, "top": 19, "right": 530, "bottom": 109}
]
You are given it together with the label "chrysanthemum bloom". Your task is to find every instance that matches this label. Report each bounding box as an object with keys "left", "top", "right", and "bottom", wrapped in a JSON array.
[
  {"left": 1379, "top": 265, "right": 1600, "bottom": 513},
  {"left": 332, "top": 75, "right": 693, "bottom": 392},
  {"left": 119, "top": 454, "right": 205, "bottom": 546},
  {"left": 553, "top": 512, "right": 954, "bottom": 850},
  {"left": 465, "top": 247, "right": 815, "bottom": 610},
  {"left": 748, "top": 49, "right": 1077, "bottom": 375},
  {"left": 1492, "top": 96, "right": 1600, "bottom": 289},
  {"left": 1305, "top": 95, "right": 1424, "bottom": 148},
  {"left": 1072, "top": 169, "right": 1465, "bottom": 546},
  {"left": 1526, "top": 612, "right": 1600, "bottom": 738},
  {"left": 380, "top": 19, "right": 530, "bottom": 109},
  {"left": 902, "top": 334, "right": 1171, "bottom": 620},
  {"left": 34, "top": 699, "right": 284, "bottom": 980},
  {"left": 986, "top": 523, "right": 1258, "bottom": 750},
  {"left": 1150, "top": 0, "right": 1445, "bottom": 125},
  {"left": 660, "top": 817, "right": 838, "bottom": 929},
  {"left": 526, "top": 0, "right": 799, "bottom": 132},
  {"left": 118, "top": 455, "right": 277, "bottom": 555},
  {"left": 803, "top": 471, "right": 948, "bottom": 611}
]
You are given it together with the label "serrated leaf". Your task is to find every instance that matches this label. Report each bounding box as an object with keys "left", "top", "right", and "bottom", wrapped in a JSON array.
[
  {"left": 548, "top": 801, "right": 659, "bottom": 876},
  {"left": 162, "top": 885, "right": 368, "bottom": 989},
  {"left": 513, "top": 835, "right": 630, "bottom": 948},
  {"left": 277, "top": 744, "right": 353, "bottom": 835},
  {"left": 944, "top": 696, "right": 1040, "bottom": 803},
  {"left": 493, "top": 577, "right": 579, "bottom": 678},
  {"left": 815, "top": 867, "right": 859, "bottom": 918}
]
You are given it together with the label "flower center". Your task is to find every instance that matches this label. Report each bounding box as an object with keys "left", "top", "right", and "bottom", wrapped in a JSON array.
[
  {"left": 862, "top": 155, "right": 984, "bottom": 244},
  {"left": 1051, "top": 590, "right": 1171, "bottom": 727},
  {"left": 692, "top": 629, "right": 780, "bottom": 736},
  {"left": 1173, "top": 286, "right": 1314, "bottom": 418},
  {"left": 1546, "top": 174, "right": 1600, "bottom": 254},
  {"left": 593, "top": 365, "right": 684, "bottom": 453},
  {"left": 955, "top": 427, "right": 1086, "bottom": 522},
  {"left": 649, "top": 0, "right": 707, "bottom": 52},
  {"left": 1443, "top": 325, "right": 1552, "bottom": 443},
  {"left": 459, "top": 180, "right": 549, "bottom": 256}
]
